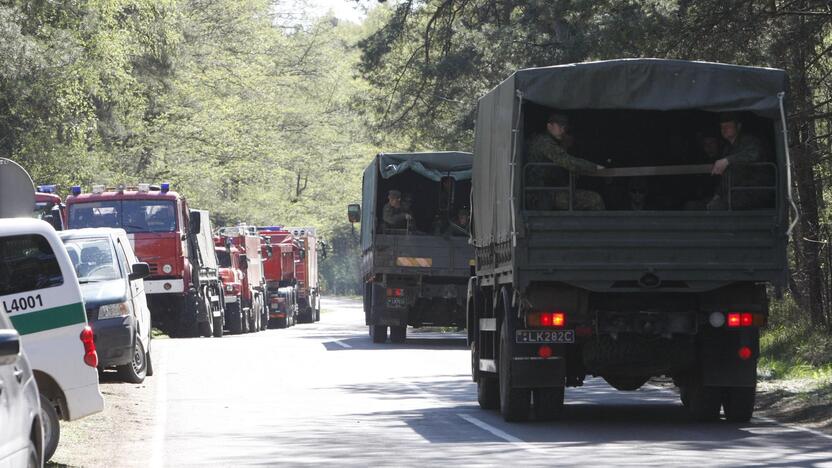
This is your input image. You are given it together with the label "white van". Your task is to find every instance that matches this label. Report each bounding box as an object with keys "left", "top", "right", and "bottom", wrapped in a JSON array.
[
  {"left": 60, "top": 228, "right": 153, "bottom": 383},
  {"left": 0, "top": 218, "right": 104, "bottom": 461}
]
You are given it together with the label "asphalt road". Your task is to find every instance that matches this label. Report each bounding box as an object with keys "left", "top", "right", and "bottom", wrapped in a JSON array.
[{"left": 62, "top": 297, "right": 832, "bottom": 467}]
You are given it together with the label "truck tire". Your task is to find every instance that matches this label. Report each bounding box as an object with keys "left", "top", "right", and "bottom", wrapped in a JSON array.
[
  {"left": 117, "top": 336, "right": 147, "bottom": 383},
  {"left": 533, "top": 387, "right": 565, "bottom": 421},
  {"left": 371, "top": 325, "right": 387, "bottom": 343},
  {"left": 40, "top": 394, "right": 59, "bottom": 463},
  {"left": 390, "top": 326, "right": 407, "bottom": 343},
  {"left": 198, "top": 295, "right": 214, "bottom": 337},
  {"left": 499, "top": 321, "right": 531, "bottom": 422},
  {"left": 241, "top": 308, "right": 250, "bottom": 333},
  {"left": 723, "top": 386, "right": 756, "bottom": 422},
  {"left": 227, "top": 299, "right": 243, "bottom": 334},
  {"left": 686, "top": 384, "right": 722, "bottom": 422},
  {"left": 477, "top": 376, "right": 499, "bottom": 410},
  {"left": 315, "top": 305, "right": 321, "bottom": 322},
  {"left": 212, "top": 314, "right": 224, "bottom": 337}
]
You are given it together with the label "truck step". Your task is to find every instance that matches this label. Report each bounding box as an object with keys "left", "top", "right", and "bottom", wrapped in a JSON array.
[
  {"left": 479, "top": 359, "right": 497, "bottom": 373},
  {"left": 479, "top": 318, "right": 497, "bottom": 331}
]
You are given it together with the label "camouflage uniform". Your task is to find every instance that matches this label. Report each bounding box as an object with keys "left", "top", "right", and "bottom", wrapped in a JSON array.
[
  {"left": 382, "top": 203, "right": 410, "bottom": 228},
  {"left": 708, "top": 133, "right": 767, "bottom": 210},
  {"left": 526, "top": 133, "right": 605, "bottom": 211}
]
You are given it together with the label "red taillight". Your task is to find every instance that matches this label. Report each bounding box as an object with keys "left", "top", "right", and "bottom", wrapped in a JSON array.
[
  {"left": 528, "top": 311, "right": 566, "bottom": 328},
  {"left": 738, "top": 346, "right": 753, "bottom": 360},
  {"left": 80, "top": 325, "right": 98, "bottom": 368},
  {"left": 538, "top": 345, "right": 553, "bottom": 358},
  {"left": 726, "top": 312, "right": 763, "bottom": 328},
  {"left": 386, "top": 288, "right": 403, "bottom": 297}
]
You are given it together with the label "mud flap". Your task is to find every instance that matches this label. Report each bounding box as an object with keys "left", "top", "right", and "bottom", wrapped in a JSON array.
[
  {"left": 700, "top": 327, "right": 759, "bottom": 387},
  {"left": 510, "top": 357, "right": 566, "bottom": 388},
  {"left": 371, "top": 283, "right": 407, "bottom": 326}
]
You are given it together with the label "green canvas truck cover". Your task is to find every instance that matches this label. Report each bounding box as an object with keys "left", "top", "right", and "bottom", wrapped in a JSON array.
[
  {"left": 360, "top": 151, "right": 473, "bottom": 251},
  {"left": 472, "top": 59, "right": 788, "bottom": 248}
]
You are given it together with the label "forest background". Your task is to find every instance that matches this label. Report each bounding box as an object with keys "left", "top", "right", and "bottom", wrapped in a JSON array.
[{"left": 1, "top": 1, "right": 830, "bottom": 376}]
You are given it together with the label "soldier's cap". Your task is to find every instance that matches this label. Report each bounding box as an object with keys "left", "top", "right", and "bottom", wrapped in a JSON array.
[
  {"left": 718, "top": 112, "right": 741, "bottom": 124},
  {"left": 546, "top": 112, "right": 570, "bottom": 126},
  {"left": 388, "top": 189, "right": 402, "bottom": 198}
]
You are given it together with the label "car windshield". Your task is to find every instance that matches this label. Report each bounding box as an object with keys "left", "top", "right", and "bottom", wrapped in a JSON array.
[
  {"left": 69, "top": 200, "right": 177, "bottom": 233},
  {"left": 62, "top": 237, "right": 122, "bottom": 283}
]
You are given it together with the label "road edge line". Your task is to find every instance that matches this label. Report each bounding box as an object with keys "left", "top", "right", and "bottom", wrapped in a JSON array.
[
  {"left": 329, "top": 338, "right": 352, "bottom": 348},
  {"left": 457, "top": 413, "right": 548, "bottom": 454}
]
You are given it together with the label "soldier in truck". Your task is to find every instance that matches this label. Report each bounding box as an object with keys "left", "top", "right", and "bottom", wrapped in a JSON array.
[
  {"left": 526, "top": 112, "right": 606, "bottom": 211},
  {"left": 382, "top": 189, "right": 413, "bottom": 230},
  {"left": 708, "top": 112, "right": 766, "bottom": 210}
]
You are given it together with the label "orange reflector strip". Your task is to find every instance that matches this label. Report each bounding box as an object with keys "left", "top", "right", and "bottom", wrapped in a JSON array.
[{"left": 395, "top": 257, "right": 433, "bottom": 267}]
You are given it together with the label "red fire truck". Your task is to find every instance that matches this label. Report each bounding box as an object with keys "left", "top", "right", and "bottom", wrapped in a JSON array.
[
  {"left": 65, "top": 183, "right": 225, "bottom": 338},
  {"left": 285, "top": 227, "right": 320, "bottom": 323},
  {"left": 33, "top": 185, "right": 65, "bottom": 230},
  {"left": 215, "top": 225, "right": 268, "bottom": 333},
  {"left": 258, "top": 227, "right": 298, "bottom": 328}
]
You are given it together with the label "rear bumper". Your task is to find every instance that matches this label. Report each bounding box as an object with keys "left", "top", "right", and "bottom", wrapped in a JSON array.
[
  {"left": 92, "top": 315, "right": 135, "bottom": 367},
  {"left": 145, "top": 278, "right": 185, "bottom": 294},
  {"left": 64, "top": 382, "right": 104, "bottom": 421}
]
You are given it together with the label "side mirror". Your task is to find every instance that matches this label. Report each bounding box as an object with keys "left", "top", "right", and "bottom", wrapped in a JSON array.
[
  {"left": 0, "top": 329, "right": 21, "bottom": 366},
  {"left": 319, "top": 241, "right": 328, "bottom": 259},
  {"left": 266, "top": 244, "right": 273, "bottom": 259},
  {"left": 129, "top": 262, "right": 151, "bottom": 281},
  {"left": 299, "top": 249, "right": 306, "bottom": 260},
  {"left": 347, "top": 204, "right": 361, "bottom": 223},
  {"left": 189, "top": 211, "right": 202, "bottom": 235},
  {"left": 239, "top": 254, "right": 249, "bottom": 270}
]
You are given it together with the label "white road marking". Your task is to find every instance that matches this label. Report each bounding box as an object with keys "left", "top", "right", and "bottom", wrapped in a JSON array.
[
  {"left": 328, "top": 338, "right": 352, "bottom": 348},
  {"left": 150, "top": 345, "right": 168, "bottom": 468},
  {"left": 457, "top": 414, "right": 549, "bottom": 454}
]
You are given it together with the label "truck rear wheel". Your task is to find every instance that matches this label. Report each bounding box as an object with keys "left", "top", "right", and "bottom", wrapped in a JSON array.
[
  {"left": 499, "top": 322, "right": 531, "bottom": 422},
  {"left": 212, "top": 314, "right": 224, "bottom": 337},
  {"left": 390, "top": 326, "right": 407, "bottom": 343},
  {"left": 533, "top": 387, "right": 565, "bottom": 421},
  {"left": 371, "top": 325, "right": 387, "bottom": 343},
  {"left": 723, "top": 385, "right": 756, "bottom": 422},
  {"left": 686, "top": 384, "right": 722, "bottom": 422},
  {"left": 477, "top": 376, "right": 499, "bottom": 410}
]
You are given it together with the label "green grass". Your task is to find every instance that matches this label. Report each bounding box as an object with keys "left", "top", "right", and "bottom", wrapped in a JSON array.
[
  {"left": 759, "top": 296, "right": 832, "bottom": 381},
  {"left": 151, "top": 327, "right": 169, "bottom": 339}
]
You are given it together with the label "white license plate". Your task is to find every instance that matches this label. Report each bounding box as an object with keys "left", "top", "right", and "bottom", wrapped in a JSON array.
[
  {"left": 516, "top": 329, "right": 575, "bottom": 344},
  {"left": 386, "top": 297, "right": 406, "bottom": 308}
]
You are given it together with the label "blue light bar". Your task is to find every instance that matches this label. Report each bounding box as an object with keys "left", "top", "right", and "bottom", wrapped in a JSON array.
[
  {"left": 258, "top": 226, "right": 283, "bottom": 231},
  {"left": 70, "top": 185, "right": 82, "bottom": 196},
  {"left": 160, "top": 182, "right": 170, "bottom": 193},
  {"left": 37, "top": 184, "right": 56, "bottom": 193}
]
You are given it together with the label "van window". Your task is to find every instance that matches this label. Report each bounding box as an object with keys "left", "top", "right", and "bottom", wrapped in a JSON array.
[{"left": 0, "top": 234, "right": 64, "bottom": 296}]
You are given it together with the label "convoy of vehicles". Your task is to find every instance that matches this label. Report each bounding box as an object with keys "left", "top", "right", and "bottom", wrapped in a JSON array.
[
  {"left": 59, "top": 228, "right": 153, "bottom": 383},
  {"left": 0, "top": 57, "right": 802, "bottom": 466},
  {"left": 467, "top": 59, "right": 790, "bottom": 422},
  {"left": 350, "top": 152, "right": 475, "bottom": 343},
  {"left": 215, "top": 225, "right": 268, "bottom": 334}
]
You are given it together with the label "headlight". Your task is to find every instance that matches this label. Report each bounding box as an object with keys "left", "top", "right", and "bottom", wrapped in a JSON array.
[
  {"left": 226, "top": 284, "right": 234, "bottom": 292},
  {"left": 98, "top": 302, "right": 131, "bottom": 319},
  {"left": 162, "top": 264, "right": 173, "bottom": 274}
]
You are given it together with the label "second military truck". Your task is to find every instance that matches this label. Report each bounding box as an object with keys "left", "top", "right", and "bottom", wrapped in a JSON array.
[{"left": 351, "top": 152, "right": 475, "bottom": 343}]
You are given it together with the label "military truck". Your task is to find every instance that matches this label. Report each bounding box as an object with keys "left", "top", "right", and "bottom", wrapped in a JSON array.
[
  {"left": 467, "top": 59, "right": 793, "bottom": 422},
  {"left": 350, "top": 152, "right": 476, "bottom": 343}
]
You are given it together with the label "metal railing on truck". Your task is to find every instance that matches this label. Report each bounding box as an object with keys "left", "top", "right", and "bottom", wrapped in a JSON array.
[{"left": 522, "top": 162, "right": 779, "bottom": 212}]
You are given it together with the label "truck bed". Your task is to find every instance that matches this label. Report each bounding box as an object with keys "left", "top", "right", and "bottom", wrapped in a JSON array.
[{"left": 363, "top": 234, "right": 473, "bottom": 279}]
